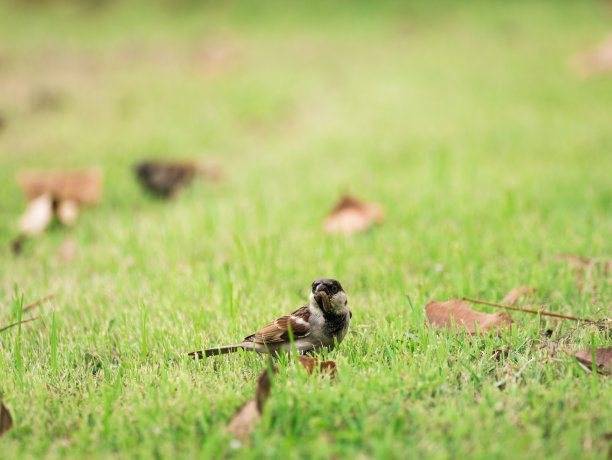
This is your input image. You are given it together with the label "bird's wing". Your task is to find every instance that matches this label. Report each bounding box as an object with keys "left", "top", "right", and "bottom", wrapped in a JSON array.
[{"left": 246, "top": 305, "right": 312, "bottom": 344}]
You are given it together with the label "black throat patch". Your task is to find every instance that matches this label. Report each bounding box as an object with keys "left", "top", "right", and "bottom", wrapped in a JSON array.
[{"left": 322, "top": 310, "right": 348, "bottom": 335}]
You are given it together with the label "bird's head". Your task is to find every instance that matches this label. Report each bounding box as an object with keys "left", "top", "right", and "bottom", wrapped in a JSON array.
[{"left": 309, "top": 278, "right": 347, "bottom": 313}]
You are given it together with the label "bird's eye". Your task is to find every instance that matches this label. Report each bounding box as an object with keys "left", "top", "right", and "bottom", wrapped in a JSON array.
[{"left": 331, "top": 285, "right": 337, "bottom": 294}]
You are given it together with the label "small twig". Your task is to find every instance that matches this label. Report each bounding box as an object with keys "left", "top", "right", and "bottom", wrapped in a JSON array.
[
  {"left": 23, "top": 294, "right": 54, "bottom": 313},
  {"left": 0, "top": 316, "right": 41, "bottom": 333},
  {"left": 461, "top": 297, "right": 596, "bottom": 323}
]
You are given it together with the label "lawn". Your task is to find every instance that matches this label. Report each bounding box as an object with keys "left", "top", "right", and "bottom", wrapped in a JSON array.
[{"left": 1, "top": 1, "right": 612, "bottom": 458}]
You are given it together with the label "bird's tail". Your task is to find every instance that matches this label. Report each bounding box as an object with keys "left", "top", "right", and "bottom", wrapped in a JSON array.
[{"left": 188, "top": 343, "right": 253, "bottom": 359}]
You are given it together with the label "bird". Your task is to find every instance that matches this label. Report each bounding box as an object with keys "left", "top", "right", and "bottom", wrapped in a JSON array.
[
  {"left": 134, "top": 161, "right": 197, "bottom": 197},
  {"left": 189, "top": 278, "right": 351, "bottom": 358}
]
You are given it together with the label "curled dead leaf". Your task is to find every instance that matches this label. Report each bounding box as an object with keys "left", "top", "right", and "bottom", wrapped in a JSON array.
[
  {"left": 425, "top": 299, "right": 512, "bottom": 335},
  {"left": 0, "top": 402, "right": 13, "bottom": 437},
  {"left": 572, "top": 347, "right": 612, "bottom": 374},
  {"left": 227, "top": 399, "right": 259, "bottom": 441},
  {"left": 553, "top": 253, "right": 612, "bottom": 293},
  {"left": 18, "top": 193, "right": 53, "bottom": 236},
  {"left": 56, "top": 200, "right": 79, "bottom": 226},
  {"left": 227, "top": 366, "right": 276, "bottom": 440},
  {"left": 18, "top": 169, "right": 102, "bottom": 205},
  {"left": 322, "top": 195, "right": 384, "bottom": 235},
  {"left": 553, "top": 253, "right": 612, "bottom": 272},
  {"left": 573, "top": 34, "right": 612, "bottom": 77},
  {"left": 297, "top": 356, "right": 338, "bottom": 380},
  {"left": 501, "top": 286, "right": 537, "bottom": 305},
  {"left": 255, "top": 365, "right": 274, "bottom": 413}
]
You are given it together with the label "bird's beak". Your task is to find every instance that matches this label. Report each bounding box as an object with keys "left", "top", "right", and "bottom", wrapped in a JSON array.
[{"left": 315, "top": 284, "right": 328, "bottom": 294}]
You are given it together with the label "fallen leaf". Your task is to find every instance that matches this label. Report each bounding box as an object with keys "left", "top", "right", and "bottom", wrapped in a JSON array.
[
  {"left": 227, "top": 399, "right": 259, "bottom": 440},
  {"left": 56, "top": 200, "right": 79, "bottom": 226},
  {"left": 58, "top": 236, "right": 78, "bottom": 263},
  {"left": 554, "top": 253, "right": 591, "bottom": 269},
  {"left": 425, "top": 299, "right": 512, "bottom": 335},
  {"left": 501, "top": 286, "right": 537, "bottom": 305},
  {"left": 322, "top": 195, "right": 384, "bottom": 235},
  {"left": 573, "top": 34, "right": 612, "bottom": 77},
  {"left": 572, "top": 347, "right": 612, "bottom": 374},
  {"left": 0, "top": 402, "right": 12, "bottom": 437},
  {"left": 297, "top": 356, "right": 338, "bottom": 380},
  {"left": 553, "top": 254, "right": 612, "bottom": 292},
  {"left": 255, "top": 365, "right": 273, "bottom": 413},
  {"left": 134, "top": 161, "right": 197, "bottom": 197},
  {"left": 554, "top": 253, "right": 612, "bottom": 271},
  {"left": 18, "top": 193, "right": 53, "bottom": 236},
  {"left": 18, "top": 169, "right": 102, "bottom": 205},
  {"left": 227, "top": 366, "right": 275, "bottom": 440}
]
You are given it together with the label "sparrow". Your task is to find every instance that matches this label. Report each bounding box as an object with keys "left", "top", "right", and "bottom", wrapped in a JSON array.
[
  {"left": 189, "top": 278, "right": 351, "bottom": 358},
  {"left": 134, "top": 161, "right": 197, "bottom": 197}
]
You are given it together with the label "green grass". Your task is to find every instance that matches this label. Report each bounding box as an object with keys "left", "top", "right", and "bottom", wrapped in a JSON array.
[{"left": 1, "top": 1, "right": 612, "bottom": 458}]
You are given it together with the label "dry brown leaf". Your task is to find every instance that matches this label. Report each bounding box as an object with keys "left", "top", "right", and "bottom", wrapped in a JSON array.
[
  {"left": 501, "top": 286, "right": 537, "bottom": 305},
  {"left": 554, "top": 253, "right": 591, "bottom": 269},
  {"left": 56, "top": 200, "right": 79, "bottom": 226},
  {"left": 554, "top": 253, "right": 612, "bottom": 271},
  {"left": 573, "top": 34, "right": 612, "bottom": 77},
  {"left": 322, "top": 195, "right": 384, "bottom": 235},
  {"left": 425, "top": 299, "right": 512, "bottom": 335},
  {"left": 554, "top": 253, "right": 612, "bottom": 292},
  {"left": 297, "top": 356, "right": 338, "bottom": 380},
  {"left": 18, "top": 193, "right": 53, "bottom": 236},
  {"left": 227, "top": 366, "right": 275, "bottom": 440},
  {"left": 227, "top": 399, "right": 259, "bottom": 440},
  {"left": 255, "top": 365, "right": 273, "bottom": 413},
  {"left": 0, "top": 402, "right": 13, "bottom": 437},
  {"left": 18, "top": 169, "right": 102, "bottom": 205},
  {"left": 58, "top": 236, "right": 78, "bottom": 263},
  {"left": 572, "top": 347, "right": 612, "bottom": 374}
]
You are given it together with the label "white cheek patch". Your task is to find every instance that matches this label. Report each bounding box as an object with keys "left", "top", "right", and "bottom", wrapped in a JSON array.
[{"left": 332, "top": 292, "right": 347, "bottom": 308}]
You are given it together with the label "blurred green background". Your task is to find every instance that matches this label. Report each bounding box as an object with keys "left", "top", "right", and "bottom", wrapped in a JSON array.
[{"left": 1, "top": 1, "right": 612, "bottom": 459}]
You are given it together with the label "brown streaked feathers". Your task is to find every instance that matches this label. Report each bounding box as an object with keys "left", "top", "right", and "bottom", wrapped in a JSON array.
[{"left": 246, "top": 305, "right": 311, "bottom": 344}]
